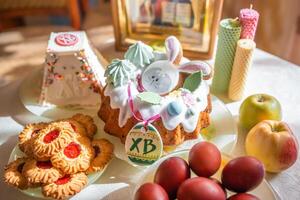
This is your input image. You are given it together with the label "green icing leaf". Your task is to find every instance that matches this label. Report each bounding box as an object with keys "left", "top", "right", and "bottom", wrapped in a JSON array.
[
  {"left": 183, "top": 71, "right": 202, "bottom": 92},
  {"left": 137, "top": 92, "right": 162, "bottom": 105}
]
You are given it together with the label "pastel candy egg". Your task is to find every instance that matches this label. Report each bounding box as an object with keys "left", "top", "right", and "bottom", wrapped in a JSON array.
[{"left": 167, "top": 101, "right": 182, "bottom": 116}]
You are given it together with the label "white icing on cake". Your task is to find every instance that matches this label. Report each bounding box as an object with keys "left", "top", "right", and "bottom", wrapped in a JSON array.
[
  {"left": 103, "top": 60, "right": 210, "bottom": 132},
  {"left": 40, "top": 31, "right": 105, "bottom": 106}
]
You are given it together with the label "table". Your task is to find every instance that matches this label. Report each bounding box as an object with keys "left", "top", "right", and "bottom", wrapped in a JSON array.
[{"left": 0, "top": 26, "right": 300, "bottom": 199}]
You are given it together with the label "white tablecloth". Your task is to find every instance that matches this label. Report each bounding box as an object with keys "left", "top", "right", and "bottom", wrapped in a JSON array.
[{"left": 0, "top": 49, "right": 300, "bottom": 199}]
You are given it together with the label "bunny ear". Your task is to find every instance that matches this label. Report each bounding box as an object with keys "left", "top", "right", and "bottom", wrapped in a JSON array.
[
  {"left": 179, "top": 61, "right": 213, "bottom": 80},
  {"left": 165, "top": 36, "right": 183, "bottom": 65}
]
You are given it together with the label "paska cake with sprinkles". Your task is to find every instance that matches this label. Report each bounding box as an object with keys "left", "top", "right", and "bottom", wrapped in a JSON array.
[
  {"left": 40, "top": 31, "right": 104, "bottom": 106},
  {"left": 98, "top": 36, "right": 213, "bottom": 146}
]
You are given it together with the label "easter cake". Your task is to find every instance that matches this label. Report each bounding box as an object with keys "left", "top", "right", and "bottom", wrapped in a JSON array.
[
  {"left": 98, "top": 36, "right": 213, "bottom": 146},
  {"left": 40, "top": 31, "right": 105, "bottom": 107}
]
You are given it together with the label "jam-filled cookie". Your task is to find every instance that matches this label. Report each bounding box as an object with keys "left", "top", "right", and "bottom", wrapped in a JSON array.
[
  {"left": 23, "top": 159, "right": 63, "bottom": 184},
  {"left": 59, "top": 119, "right": 87, "bottom": 138},
  {"left": 86, "top": 139, "right": 114, "bottom": 174},
  {"left": 51, "top": 137, "right": 94, "bottom": 174},
  {"left": 71, "top": 114, "right": 97, "bottom": 139},
  {"left": 4, "top": 158, "right": 28, "bottom": 189},
  {"left": 18, "top": 123, "right": 48, "bottom": 156},
  {"left": 42, "top": 172, "right": 88, "bottom": 200},
  {"left": 32, "top": 121, "right": 75, "bottom": 161}
]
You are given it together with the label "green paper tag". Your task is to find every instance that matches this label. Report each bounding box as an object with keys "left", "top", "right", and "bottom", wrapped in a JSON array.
[
  {"left": 137, "top": 92, "right": 162, "bottom": 105},
  {"left": 183, "top": 71, "right": 202, "bottom": 92},
  {"left": 125, "top": 122, "right": 163, "bottom": 166}
]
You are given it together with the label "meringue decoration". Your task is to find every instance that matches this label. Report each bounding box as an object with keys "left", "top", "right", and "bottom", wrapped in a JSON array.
[
  {"left": 124, "top": 41, "right": 154, "bottom": 68},
  {"left": 105, "top": 59, "right": 136, "bottom": 87}
]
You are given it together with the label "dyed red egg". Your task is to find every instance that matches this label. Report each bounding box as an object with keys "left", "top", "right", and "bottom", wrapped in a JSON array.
[
  {"left": 188, "top": 142, "right": 221, "bottom": 177},
  {"left": 134, "top": 183, "right": 169, "bottom": 200},
  {"left": 210, "top": 177, "right": 227, "bottom": 197},
  {"left": 222, "top": 156, "right": 265, "bottom": 193},
  {"left": 154, "top": 157, "right": 190, "bottom": 199},
  {"left": 177, "top": 177, "right": 226, "bottom": 200}
]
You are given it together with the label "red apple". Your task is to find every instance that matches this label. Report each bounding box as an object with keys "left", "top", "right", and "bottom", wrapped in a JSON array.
[
  {"left": 227, "top": 193, "right": 260, "bottom": 200},
  {"left": 135, "top": 183, "right": 169, "bottom": 200},
  {"left": 246, "top": 120, "right": 299, "bottom": 173},
  {"left": 221, "top": 156, "right": 264, "bottom": 193},
  {"left": 188, "top": 142, "right": 221, "bottom": 177},
  {"left": 177, "top": 177, "right": 226, "bottom": 200},
  {"left": 154, "top": 157, "right": 190, "bottom": 199}
]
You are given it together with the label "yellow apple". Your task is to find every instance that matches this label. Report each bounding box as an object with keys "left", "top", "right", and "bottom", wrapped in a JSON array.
[
  {"left": 239, "top": 94, "right": 282, "bottom": 130},
  {"left": 245, "top": 120, "right": 299, "bottom": 173}
]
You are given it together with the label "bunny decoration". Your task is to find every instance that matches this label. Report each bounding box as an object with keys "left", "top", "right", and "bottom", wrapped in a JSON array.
[{"left": 141, "top": 36, "right": 212, "bottom": 95}]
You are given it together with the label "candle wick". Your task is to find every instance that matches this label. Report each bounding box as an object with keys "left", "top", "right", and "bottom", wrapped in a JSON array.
[
  {"left": 250, "top": 4, "right": 253, "bottom": 9},
  {"left": 229, "top": 18, "right": 240, "bottom": 27}
]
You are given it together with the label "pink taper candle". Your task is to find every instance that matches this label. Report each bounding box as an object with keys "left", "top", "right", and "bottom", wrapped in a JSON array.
[{"left": 239, "top": 5, "right": 259, "bottom": 40}]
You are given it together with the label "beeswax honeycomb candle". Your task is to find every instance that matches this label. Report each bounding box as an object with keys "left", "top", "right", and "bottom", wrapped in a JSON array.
[
  {"left": 211, "top": 18, "right": 241, "bottom": 95},
  {"left": 228, "top": 39, "right": 256, "bottom": 101},
  {"left": 239, "top": 7, "right": 259, "bottom": 40}
]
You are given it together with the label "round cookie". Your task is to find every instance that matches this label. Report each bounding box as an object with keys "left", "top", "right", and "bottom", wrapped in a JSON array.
[
  {"left": 18, "top": 123, "right": 48, "bottom": 156},
  {"left": 86, "top": 139, "right": 114, "bottom": 174},
  {"left": 23, "top": 159, "right": 63, "bottom": 184},
  {"left": 32, "top": 121, "right": 75, "bottom": 161},
  {"left": 59, "top": 119, "right": 87, "bottom": 138},
  {"left": 51, "top": 137, "right": 94, "bottom": 174},
  {"left": 4, "top": 158, "right": 28, "bottom": 189},
  {"left": 42, "top": 172, "right": 88, "bottom": 200},
  {"left": 71, "top": 114, "right": 97, "bottom": 139}
]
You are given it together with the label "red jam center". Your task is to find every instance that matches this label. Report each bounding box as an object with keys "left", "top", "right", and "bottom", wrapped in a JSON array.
[
  {"left": 63, "top": 142, "right": 81, "bottom": 159},
  {"left": 55, "top": 175, "right": 71, "bottom": 185},
  {"left": 36, "top": 161, "right": 52, "bottom": 169},
  {"left": 93, "top": 145, "right": 101, "bottom": 156},
  {"left": 17, "top": 162, "right": 25, "bottom": 173},
  {"left": 31, "top": 129, "right": 41, "bottom": 138},
  {"left": 43, "top": 129, "right": 60, "bottom": 143}
]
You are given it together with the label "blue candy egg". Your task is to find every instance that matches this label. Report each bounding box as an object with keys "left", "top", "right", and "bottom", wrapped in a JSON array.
[{"left": 167, "top": 101, "right": 182, "bottom": 116}]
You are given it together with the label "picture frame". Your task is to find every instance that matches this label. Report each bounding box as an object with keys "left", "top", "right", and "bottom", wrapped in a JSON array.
[{"left": 111, "top": 0, "right": 224, "bottom": 60}]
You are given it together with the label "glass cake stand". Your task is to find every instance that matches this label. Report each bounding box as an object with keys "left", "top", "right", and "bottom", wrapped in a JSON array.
[{"left": 18, "top": 68, "right": 238, "bottom": 167}]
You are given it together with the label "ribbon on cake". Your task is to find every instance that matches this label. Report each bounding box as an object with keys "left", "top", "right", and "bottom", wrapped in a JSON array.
[{"left": 127, "top": 82, "right": 160, "bottom": 130}]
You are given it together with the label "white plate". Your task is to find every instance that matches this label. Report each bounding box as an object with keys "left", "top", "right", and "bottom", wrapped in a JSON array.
[
  {"left": 134, "top": 150, "right": 279, "bottom": 200},
  {"left": 19, "top": 69, "right": 237, "bottom": 167},
  {"left": 8, "top": 145, "right": 109, "bottom": 199}
]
